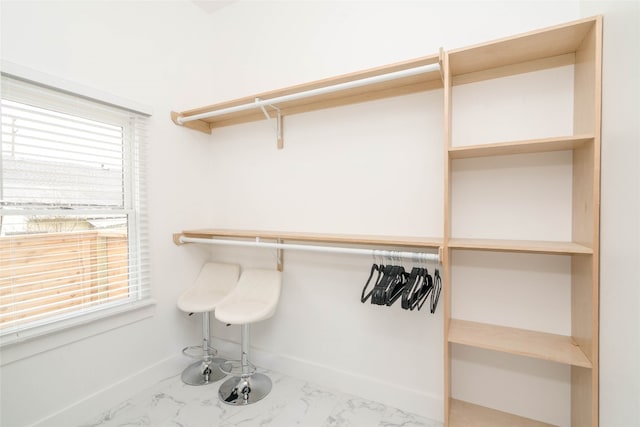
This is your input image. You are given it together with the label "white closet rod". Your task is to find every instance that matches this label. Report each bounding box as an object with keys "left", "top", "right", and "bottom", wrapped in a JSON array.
[
  {"left": 179, "top": 236, "right": 441, "bottom": 264},
  {"left": 177, "top": 63, "right": 441, "bottom": 124}
]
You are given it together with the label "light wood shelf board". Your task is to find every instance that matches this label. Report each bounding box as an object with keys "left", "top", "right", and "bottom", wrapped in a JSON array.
[
  {"left": 449, "top": 399, "right": 557, "bottom": 427},
  {"left": 170, "top": 111, "right": 211, "bottom": 134},
  {"left": 452, "top": 52, "right": 575, "bottom": 86},
  {"left": 175, "top": 55, "right": 441, "bottom": 131},
  {"left": 448, "top": 319, "right": 592, "bottom": 368},
  {"left": 449, "top": 17, "right": 596, "bottom": 78},
  {"left": 448, "top": 135, "right": 593, "bottom": 159},
  {"left": 447, "top": 238, "right": 593, "bottom": 255},
  {"left": 179, "top": 228, "right": 443, "bottom": 248}
]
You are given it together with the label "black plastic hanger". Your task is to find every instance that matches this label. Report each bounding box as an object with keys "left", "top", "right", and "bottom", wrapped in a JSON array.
[
  {"left": 430, "top": 268, "right": 442, "bottom": 314},
  {"left": 401, "top": 267, "right": 422, "bottom": 309},
  {"left": 361, "top": 263, "right": 381, "bottom": 303},
  {"left": 385, "top": 266, "right": 408, "bottom": 306},
  {"left": 412, "top": 268, "right": 433, "bottom": 311},
  {"left": 372, "top": 265, "right": 395, "bottom": 305}
]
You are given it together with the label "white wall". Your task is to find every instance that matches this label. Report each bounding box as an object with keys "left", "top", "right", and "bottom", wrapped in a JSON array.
[
  {"left": 1, "top": 1, "right": 637, "bottom": 427},
  {"left": 579, "top": 1, "right": 640, "bottom": 426}
]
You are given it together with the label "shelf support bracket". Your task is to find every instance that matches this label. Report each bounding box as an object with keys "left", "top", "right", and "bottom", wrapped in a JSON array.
[
  {"left": 438, "top": 47, "right": 445, "bottom": 83},
  {"left": 256, "top": 98, "right": 283, "bottom": 149},
  {"left": 254, "top": 236, "right": 284, "bottom": 270},
  {"left": 276, "top": 238, "right": 284, "bottom": 271}
]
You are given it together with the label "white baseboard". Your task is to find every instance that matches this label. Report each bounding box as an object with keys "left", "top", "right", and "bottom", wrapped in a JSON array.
[
  {"left": 30, "top": 354, "right": 185, "bottom": 427},
  {"left": 213, "top": 338, "right": 444, "bottom": 422},
  {"left": 31, "top": 341, "right": 443, "bottom": 426}
]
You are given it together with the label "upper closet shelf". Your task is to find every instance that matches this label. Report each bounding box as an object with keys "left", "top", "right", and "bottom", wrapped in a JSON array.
[
  {"left": 171, "top": 53, "right": 443, "bottom": 143},
  {"left": 449, "top": 16, "right": 597, "bottom": 85}
]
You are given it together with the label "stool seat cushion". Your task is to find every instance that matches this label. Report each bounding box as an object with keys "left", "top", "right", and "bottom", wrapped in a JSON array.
[
  {"left": 177, "top": 262, "right": 240, "bottom": 313},
  {"left": 215, "top": 269, "right": 282, "bottom": 325}
]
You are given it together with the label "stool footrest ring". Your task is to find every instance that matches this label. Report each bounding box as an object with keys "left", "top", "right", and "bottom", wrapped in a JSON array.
[
  {"left": 182, "top": 345, "right": 218, "bottom": 360},
  {"left": 219, "top": 359, "right": 256, "bottom": 377}
]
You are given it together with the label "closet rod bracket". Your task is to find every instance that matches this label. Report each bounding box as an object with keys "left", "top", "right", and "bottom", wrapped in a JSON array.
[
  {"left": 276, "top": 238, "right": 284, "bottom": 271},
  {"left": 173, "top": 232, "right": 187, "bottom": 246},
  {"left": 256, "top": 98, "right": 283, "bottom": 149},
  {"left": 171, "top": 111, "right": 212, "bottom": 135},
  {"left": 254, "top": 236, "right": 284, "bottom": 270}
]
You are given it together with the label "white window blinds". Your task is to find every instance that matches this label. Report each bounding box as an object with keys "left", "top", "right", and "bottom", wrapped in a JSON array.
[{"left": 0, "top": 73, "right": 150, "bottom": 340}]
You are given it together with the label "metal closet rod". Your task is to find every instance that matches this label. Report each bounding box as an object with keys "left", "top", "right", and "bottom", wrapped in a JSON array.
[
  {"left": 177, "top": 62, "right": 441, "bottom": 124},
  {"left": 179, "top": 236, "right": 441, "bottom": 264}
]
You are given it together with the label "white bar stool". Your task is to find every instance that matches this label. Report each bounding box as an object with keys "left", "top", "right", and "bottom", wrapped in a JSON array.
[
  {"left": 215, "top": 269, "right": 282, "bottom": 405},
  {"left": 177, "top": 262, "right": 240, "bottom": 386}
]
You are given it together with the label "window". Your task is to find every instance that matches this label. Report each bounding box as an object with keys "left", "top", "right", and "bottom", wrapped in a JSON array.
[{"left": 0, "top": 72, "right": 150, "bottom": 342}]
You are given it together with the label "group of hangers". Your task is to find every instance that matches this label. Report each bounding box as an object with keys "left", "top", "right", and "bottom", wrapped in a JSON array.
[{"left": 360, "top": 254, "right": 441, "bottom": 314}]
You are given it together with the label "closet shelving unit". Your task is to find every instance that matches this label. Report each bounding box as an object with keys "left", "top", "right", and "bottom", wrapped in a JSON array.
[
  {"left": 443, "top": 16, "right": 601, "bottom": 427},
  {"left": 172, "top": 15, "right": 601, "bottom": 427}
]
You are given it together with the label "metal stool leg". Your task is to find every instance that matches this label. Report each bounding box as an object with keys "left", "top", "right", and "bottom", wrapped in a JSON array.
[
  {"left": 218, "top": 324, "right": 272, "bottom": 405},
  {"left": 181, "top": 312, "right": 226, "bottom": 385}
]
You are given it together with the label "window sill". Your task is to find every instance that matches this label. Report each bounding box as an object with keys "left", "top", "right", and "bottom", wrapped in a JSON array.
[{"left": 0, "top": 299, "right": 156, "bottom": 366}]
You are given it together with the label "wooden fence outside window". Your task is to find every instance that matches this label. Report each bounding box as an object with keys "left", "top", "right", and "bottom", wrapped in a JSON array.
[{"left": 0, "top": 230, "right": 129, "bottom": 328}]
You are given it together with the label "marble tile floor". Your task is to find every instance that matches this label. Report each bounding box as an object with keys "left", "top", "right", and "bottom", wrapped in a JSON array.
[{"left": 81, "top": 368, "right": 442, "bottom": 427}]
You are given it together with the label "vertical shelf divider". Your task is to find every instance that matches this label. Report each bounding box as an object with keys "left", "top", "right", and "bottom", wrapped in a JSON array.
[
  {"left": 570, "top": 16, "right": 602, "bottom": 427},
  {"left": 442, "top": 46, "right": 453, "bottom": 425}
]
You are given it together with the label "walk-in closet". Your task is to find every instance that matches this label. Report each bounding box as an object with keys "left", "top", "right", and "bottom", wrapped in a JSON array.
[{"left": 1, "top": 2, "right": 637, "bottom": 427}]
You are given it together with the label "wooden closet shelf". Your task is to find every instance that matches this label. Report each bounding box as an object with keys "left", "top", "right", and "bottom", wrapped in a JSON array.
[
  {"left": 172, "top": 54, "right": 442, "bottom": 134},
  {"left": 448, "top": 135, "right": 594, "bottom": 159},
  {"left": 448, "top": 319, "right": 592, "bottom": 368},
  {"left": 447, "top": 238, "right": 593, "bottom": 255},
  {"left": 177, "top": 229, "right": 443, "bottom": 248},
  {"left": 449, "top": 16, "right": 596, "bottom": 80},
  {"left": 449, "top": 399, "right": 556, "bottom": 427}
]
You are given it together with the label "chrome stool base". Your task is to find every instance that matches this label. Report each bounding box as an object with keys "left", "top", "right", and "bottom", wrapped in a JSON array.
[
  {"left": 218, "top": 373, "right": 272, "bottom": 405},
  {"left": 180, "top": 311, "right": 227, "bottom": 386},
  {"left": 181, "top": 358, "right": 226, "bottom": 386}
]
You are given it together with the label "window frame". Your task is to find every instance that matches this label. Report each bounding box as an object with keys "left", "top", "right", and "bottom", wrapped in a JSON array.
[{"left": 0, "top": 61, "right": 154, "bottom": 349}]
